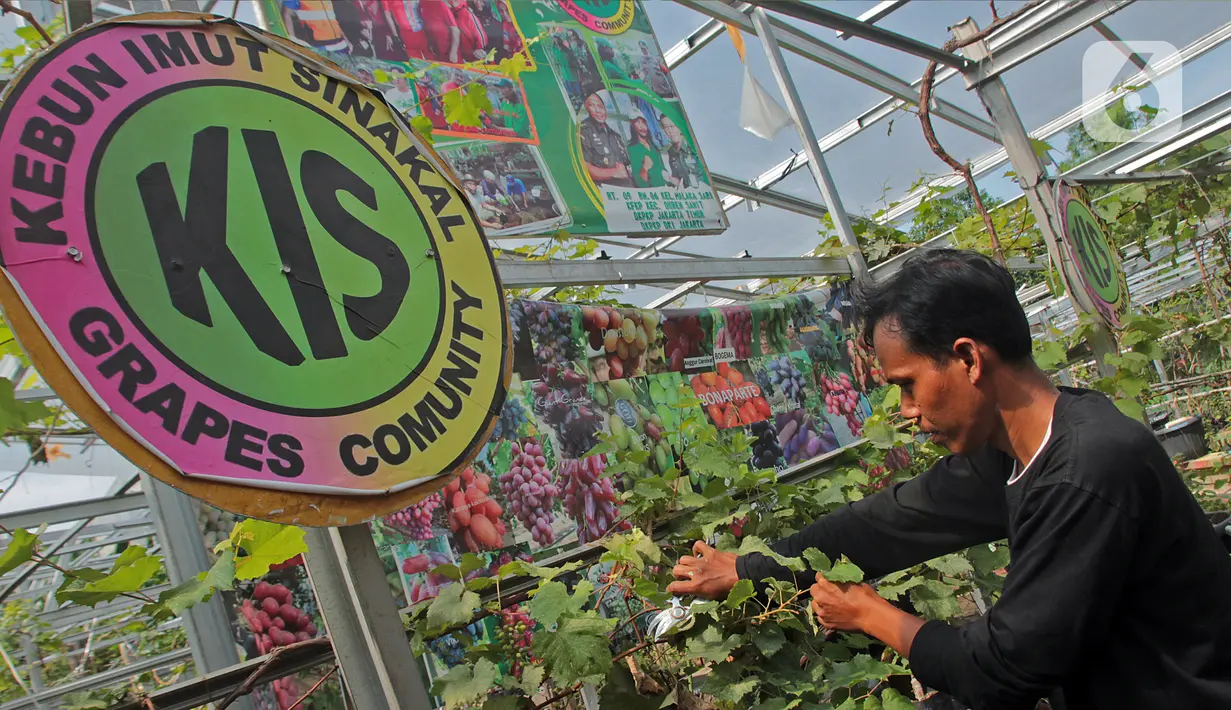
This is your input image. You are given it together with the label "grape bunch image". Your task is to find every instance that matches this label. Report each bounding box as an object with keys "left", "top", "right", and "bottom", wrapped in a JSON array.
[
  {"left": 499, "top": 437, "right": 561, "bottom": 546},
  {"left": 662, "top": 310, "right": 712, "bottom": 371},
  {"left": 582, "top": 305, "right": 662, "bottom": 379},
  {"left": 382, "top": 493, "right": 443, "bottom": 540},
  {"left": 846, "top": 334, "right": 887, "bottom": 391},
  {"left": 428, "top": 621, "right": 486, "bottom": 668},
  {"left": 593, "top": 378, "right": 674, "bottom": 477},
  {"left": 444, "top": 467, "right": 507, "bottom": 552},
  {"left": 763, "top": 355, "right": 808, "bottom": 408},
  {"left": 497, "top": 604, "right": 537, "bottom": 679},
  {"left": 240, "top": 581, "right": 319, "bottom": 681},
  {"left": 400, "top": 549, "right": 455, "bottom": 604},
  {"left": 755, "top": 303, "right": 793, "bottom": 354},
  {"left": 819, "top": 370, "right": 865, "bottom": 437},
  {"left": 715, "top": 305, "right": 752, "bottom": 359},
  {"left": 560, "top": 454, "right": 627, "bottom": 543},
  {"left": 774, "top": 410, "right": 839, "bottom": 465},
  {"left": 521, "top": 300, "right": 583, "bottom": 381},
  {"left": 492, "top": 395, "right": 530, "bottom": 441},
  {"left": 748, "top": 420, "right": 784, "bottom": 471}
]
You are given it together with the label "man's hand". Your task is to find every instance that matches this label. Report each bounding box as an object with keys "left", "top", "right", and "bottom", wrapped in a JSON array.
[
  {"left": 808, "top": 572, "right": 883, "bottom": 632},
  {"left": 810, "top": 572, "right": 925, "bottom": 657},
  {"left": 667, "top": 541, "right": 739, "bottom": 600},
  {"left": 612, "top": 163, "right": 630, "bottom": 179}
]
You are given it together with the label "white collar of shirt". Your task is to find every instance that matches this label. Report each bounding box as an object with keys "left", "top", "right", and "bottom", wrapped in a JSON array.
[{"left": 1007, "top": 415, "right": 1054, "bottom": 486}]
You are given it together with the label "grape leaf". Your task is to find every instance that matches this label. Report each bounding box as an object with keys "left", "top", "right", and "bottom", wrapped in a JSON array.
[
  {"left": 875, "top": 575, "right": 924, "bottom": 601},
  {"left": 409, "top": 114, "right": 435, "bottom": 145},
  {"left": 925, "top": 554, "right": 973, "bottom": 577},
  {"left": 532, "top": 615, "right": 616, "bottom": 686},
  {"left": 702, "top": 662, "right": 759, "bottom": 702},
  {"left": 224, "top": 519, "right": 308, "bottom": 581},
  {"left": 527, "top": 580, "right": 590, "bottom": 627},
  {"left": 802, "top": 548, "right": 831, "bottom": 573},
  {"left": 725, "top": 579, "right": 755, "bottom": 609},
  {"left": 601, "top": 530, "right": 663, "bottom": 571},
  {"left": 57, "top": 546, "right": 161, "bottom": 607},
  {"left": 0, "top": 527, "right": 38, "bottom": 576},
  {"left": 482, "top": 697, "right": 523, "bottom": 710},
  {"left": 881, "top": 688, "right": 915, "bottom": 710},
  {"left": 685, "top": 625, "right": 741, "bottom": 663},
  {"left": 910, "top": 579, "right": 962, "bottom": 620},
  {"left": 737, "top": 536, "right": 804, "bottom": 572},
  {"left": 143, "top": 550, "right": 236, "bottom": 621},
  {"left": 825, "top": 558, "right": 864, "bottom": 584},
  {"left": 431, "top": 657, "right": 498, "bottom": 707},
  {"left": 752, "top": 623, "right": 786, "bottom": 657},
  {"left": 499, "top": 663, "right": 545, "bottom": 696},
  {"left": 498, "top": 559, "right": 582, "bottom": 581},
  {"left": 826, "top": 653, "right": 901, "bottom": 688},
  {"left": 966, "top": 542, "right": 1010, "bottom": 575},
  {"left": 598, "top": 664, "right": 666, "bottom": 710},
  {"left": 427, "top": 580, "right": 481, "bottom": 630},
  {"left": 751, "top": 699, "right": 801, "bottom": 710},
  {"left": 459, "top": 553, "right": 486, "bottom": 577},
  {"left": 0, "top": 378, "right": 50, "bottom": 433}
]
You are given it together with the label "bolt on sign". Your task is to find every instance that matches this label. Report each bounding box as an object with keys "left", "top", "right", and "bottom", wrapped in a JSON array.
[
  {"left": 0, "top": 13, "right": 510, "bottom": 523},
  {"left": 1053, "top": 180, "right": 1131, "bottom": 329}
]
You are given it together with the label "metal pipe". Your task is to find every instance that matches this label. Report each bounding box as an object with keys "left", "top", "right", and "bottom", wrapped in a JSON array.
[{"left": 750, "top": 7, "right": 869, "bottom": 281}]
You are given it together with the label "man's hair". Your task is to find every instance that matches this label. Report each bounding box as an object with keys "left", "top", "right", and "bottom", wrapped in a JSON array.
[{"left": 853, "top": 248, "right": 1033, "bottom": 364}]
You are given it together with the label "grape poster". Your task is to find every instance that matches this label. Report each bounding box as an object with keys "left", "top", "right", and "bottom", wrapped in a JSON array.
[
  {"left": 255, "top": 0, "right": 727, "bottom": 238},
  {"left": 373, "top": 280, "right": 883, "bottom": 579}
]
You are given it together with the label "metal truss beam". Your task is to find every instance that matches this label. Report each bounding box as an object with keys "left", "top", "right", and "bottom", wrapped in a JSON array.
[
  {"left": 0, "top": 492, "right": 146, "bottom": 530},
  {"left": 500, "top": 256, "right": 850, "bottom": 288},
  {"left": 744, "top": 0, "right": 966, "bottom": 68},
  {"left": 664, "top": 18, "right": 724, "bottom": 67},
  {"left": 838, "top": 0, "right": 911, "bottom": 40},
  {"left": 1066, "top": 88, "right": 1231, "bottom": 177},
  {"left": 0, "top": 648, "right": 192, "bottom": 710},
  {"left": 711, "top": 173, "right": 831, "bottom": 219},
  {"left": 675, "top": 0, "right": 999, "bottom": 141},
  {"left": 881, "top": 20, "right": 1231, "bottom": 224},
  {"left": 961, "top": 0, "right": 1136, "bottom": 86}
]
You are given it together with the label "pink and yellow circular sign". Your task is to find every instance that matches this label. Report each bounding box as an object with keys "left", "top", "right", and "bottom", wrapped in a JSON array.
[{"left": 0, "top": 17, "right": 509, "bottom": 502}]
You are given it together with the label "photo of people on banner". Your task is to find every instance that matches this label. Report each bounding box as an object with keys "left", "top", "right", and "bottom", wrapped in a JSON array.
[
  {"left": 275, "top": 0, "right": 524, "bottom": 64},
  {"left": 260, "top": 0, "right": 727, "bottom": 238},
  {"left": 440, "top": 142, "right": 571, "bottom": 236}
]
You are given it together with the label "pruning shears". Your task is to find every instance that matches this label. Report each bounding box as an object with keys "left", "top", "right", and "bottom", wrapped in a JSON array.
[
  {"left": 647, "top": 533, "right": 720, "bottom": 640},
  {"left": 648, "top": 596, "right": 696, "bottom": 640}
]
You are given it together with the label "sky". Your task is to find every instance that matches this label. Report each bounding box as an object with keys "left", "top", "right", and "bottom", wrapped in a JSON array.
[{"left": 614, "top": 0, "right": 1231, "bottom": 304}]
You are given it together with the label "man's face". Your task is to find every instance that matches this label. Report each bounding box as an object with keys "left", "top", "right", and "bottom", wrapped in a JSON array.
[
  {"left": 585, "top": 96, "right": 607, "bottom": 123},
  {"left": 872, "top": 320, "right": 993, "bottom": 454},
  {"left": 661, "top": 117, "right": 682, "bottom": 144}
]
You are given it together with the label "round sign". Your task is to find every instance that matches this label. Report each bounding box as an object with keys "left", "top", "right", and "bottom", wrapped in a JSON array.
[
  {"left": 558, "top": 0, "right": 636, "bottom": 34},
  {"left": 0, "top": 15, "right": 509, "bottom": 520},
  {"left": 1054, "top": 180, "right": 1130, "bottom": 328}
]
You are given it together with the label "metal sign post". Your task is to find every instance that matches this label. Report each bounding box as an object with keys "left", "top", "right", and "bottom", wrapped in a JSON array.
[{"left": 954, "top": 19, "right": 1120, "bottom": 377}]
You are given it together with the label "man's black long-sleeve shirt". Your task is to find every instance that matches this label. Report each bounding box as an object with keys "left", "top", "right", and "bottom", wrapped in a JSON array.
[{"left": 736, "top": 388, "right": 1231, "bottom": 709}]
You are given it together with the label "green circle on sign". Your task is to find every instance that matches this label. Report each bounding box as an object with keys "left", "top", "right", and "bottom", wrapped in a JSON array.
[
  {"left": 1065, "top": 199, "right": 1120, "bottom": 305},
  {"left": 89, "top": 83, "right": 443, "bottom": 414}
]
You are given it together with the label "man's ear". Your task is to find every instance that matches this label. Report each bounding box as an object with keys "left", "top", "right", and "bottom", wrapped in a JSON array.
[{"left": 952, "top": 338, "right": 983, "bottom": 384}]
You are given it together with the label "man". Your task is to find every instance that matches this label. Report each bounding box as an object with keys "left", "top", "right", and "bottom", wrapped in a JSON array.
[
  {"left": 280, "top": 0, "right": 349, "bottom": 53},
  {"left": 505, "top": 173, "right": 527, "bottom": 210},
  {"left": 669, "top": 249, "right": 1231, "bottom": 710},
  {"left": 660, "top": 114, "right": 693, "bottom": 189},
  {"left": 579, "top": 93, "right": 633, "bottom": 188},
  {"left": 638, "top": 39, "right": 673, "bottom": 98}
]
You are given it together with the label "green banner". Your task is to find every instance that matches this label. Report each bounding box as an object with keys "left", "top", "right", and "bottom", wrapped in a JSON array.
[{"left": 258, "top": 0, "right": 728, "bottom": 238}]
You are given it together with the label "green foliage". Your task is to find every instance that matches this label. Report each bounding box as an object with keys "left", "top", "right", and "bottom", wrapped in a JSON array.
[
  {"left": 56, "top": 546, "right": 162, "bottom": 607},
  {"left": 0, "top": 527, "right": 38, "bottom": 575},
  {"left": 216, "top": 518, "right": 309, "bottom": 580}
]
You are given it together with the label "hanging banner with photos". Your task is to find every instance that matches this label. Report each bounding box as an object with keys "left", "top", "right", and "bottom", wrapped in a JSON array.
[
  {"left": 257, "top": 0, "right": 728, "bottom": 237},
  {"left": 372, "top": 284, "right": 906, "bottom": 638}
]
